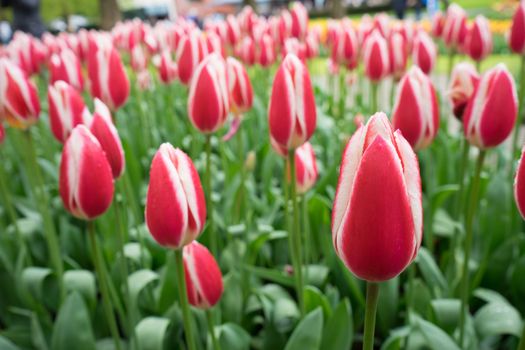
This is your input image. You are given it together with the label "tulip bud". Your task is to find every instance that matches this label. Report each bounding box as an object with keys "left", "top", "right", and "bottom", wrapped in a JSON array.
[
  {"left": 431, "top": 12, "right": 444, "bottom": 38},
  {"left": 158, "top": 51, "right": 178, "bottom": 84},
  {"left": 226, "top": 57, "right": 253, "bottom": 116},
  {"left": 442, "top": 4, "right": 467, "bottom": 49},
  {"left": 0, "top": 123, "right": 5, "bottom": 145},
  {"left": 59, "top": 125, "right": 114, "bottom": 220},
  {"left": 48, "top": 81, "right": 92, "bottom": 143},
  {"left": 294, "top": 142, "right": 318, "bottom": 194},
  {"left": 290, "top": 2, "right": 308, "bottom": 39},
  {"left": 183, "top": 241, "right": 223, "bottom": 309},
  {"left": 464, "top": 15, "right": 492, "bottom": 62},
  {"left": 463, "top": 64, "right": 517, "bottom": 149},
  {"left": 87, "top": 44, "right": 130, "bottom": 111},
  {"left": 510, "top": 2, "right": 525, "bottom": 55},
  {"left": 514, "top": 145, "right": 525, "bottom": 219},
  {"left": 268, "top": 53, "right": 316, "bottom": 155},
  {"left": 237, "top": 37, "right": 256, "bottom": 66},
  {"left": 388, "top": 31, "right": 408, "bottom": 81},
  {"left": 362, "top": 30, "right": 390, "bottom": 82},
  {"left": 331, "top": 24, "right": 359, "bottom": 70},
  {"left": 332, "top": 113, "right": 422, "bottom": 281},
  {"left": 392, "top": 66, "right": 439, "bottom": 150},
  {"left": 188, "top": 54, "right": 229, "bottom": 134},
  {"left": 130, "top": 44, "right": 148, "bottom": 72},
  {"left": 0, "top": 58, "right": 40, "bottom": 129},
  {"left": 176, "top": 32, "right": 202, "bottom": 85},
  {"left": 226, "top": 15, "right": 241, "bottom": 47},
  {"left": 145, "top": 143, "right": 206, "bottom": 249},
  {"left": 49, "top": 49, "right": 84, "bottom": 91},
  {"left": 448, "top": 62, "right": 479, "bottom": 120},
  {"left": 412, "top": 31, "right": 437, "bottom": 75},
  {"left": 89, "top": 99, "right": 125, "bottom": 179},
  {"left": 258, "top": 34, "right": 276, "bottom": 67}
]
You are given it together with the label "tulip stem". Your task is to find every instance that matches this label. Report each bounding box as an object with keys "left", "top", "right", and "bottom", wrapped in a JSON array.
[
  {"left": 288, "top": 150, "right": 305, "bottom": 315},
  {"left": 363, "top": 282, "right": 379, "bottom": 350},
  {"left": 447, "top": 49, "right": 455, "bottom": 84},
  {"left": 339, "top": 67, "right": 346, "bottom": 119},
  {"left": 518, "top": 323, "right": 525, "bottom": 350},
  {"left": 174, "top": 248, "right": 197, "bottom": 350},
  {"left": 302, "top": 195, "right": 311, "bottom": 265},
  {"left": 22, "top": 130, "right": 64, "bottom": 301},
  {"left": 88, "top": 221, "right": 122, "bottom": 350},
  {"left": 451, "top": 139, "right": 470, "bottom": 272},
  {"left": 206, "top": 309, "right": 221, "bottom": 350},
  {"left": 458, "top": 150, "right": 486, "bottom": 348},
  {"left": 328, "top": 74, "right": 334, "bottom": 116},
  {"left": 205, "top": 134, "right": 217, "bottom": 256},
  {"left": 371, "top": 82, "right": 378, "bottom": 113}
]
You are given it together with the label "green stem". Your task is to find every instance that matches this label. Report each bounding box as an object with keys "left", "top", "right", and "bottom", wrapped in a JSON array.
[
  {"left": 136, "top": 80, "right": 152, "bottom": 153},
  {"left": 302, "top": 195, "right": 311, "bottom": 265},
  {"left": 328, "top": 74, "right": 334, "bottom": 116},
  {"left": 339, "top": 68, "right": 346, "bottom": 119},
  {"left": 518, "top": 323, "right": 525, "bottom": 350},
  {"left": 447, "top": 49, "right": 455, "bottom": 83},
  {"left": 174, "top": 249, "right": 197, "bottom": 350},
  {"left": 23, "top": 131, "right": 64, "bottom": 300},
  {"left": 122, "top": 170, "right": 147, "bottom": 268},
  {"left": 206, "top": 309, "right": 221, "bottom": 350},
  {"left": 371, "top": 83, "right": 378, "bottom": 114},
  {"left": 458, "top": 150, "right": 486, "bottom": 347},
  {"left": 88, "top": 221, "right": 122, "bottom": 350},
  {"left": 205, "top": 134, "right": 217, "bottom": 256},
  {"left": 475, "top": 60, "right": 482, "bottom": 74},
  {"left": 363, "top": 282, "right": 380, "bottom": 350},
  {"left": 407, "top": 264, "right": 416, "bottom": 316},
  {"left": 288, "top": 150, "right": 304, "bottom": 315}
]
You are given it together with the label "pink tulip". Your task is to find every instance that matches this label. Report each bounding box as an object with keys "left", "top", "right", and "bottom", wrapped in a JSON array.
[
  {"left": 59, "top": 125, "right": 114, "bottom": 220},
  {"left": 448, "top": 62, "right": 479, "bottom": 120},
  {"left": 183, "top": 241, "right": 223, "bottom": 309},
  {"left": 442, "top": 4, "right": 467, "bottom": 49},
  {"left": 509, "top": 2, "right": 525, "bottom": 55},
  {"left": 89, "top": 99, "right": 125, "bottom": 179},
  {"left": 463, "top": 64, "right": 517, "bottom": 149},
  {"left": 158, "top": 51, "right": 178, "bottom": 84},
  {"left": 258, "top": 34, "right": 276, "bottom": 67},
  {"left": 363, "top": 30, "right": 390, "bottom": 82},
  {"left": 176, "top": 32, "right": 202, "bottom": 85},
  {"left": 294, "top": 142, "right": 318, "bottom": 194},
  {"left": 237, "top": 37, "right": 256, "bottom": 66},
  {"left": 227, "top": 57, "right": 253, "bottom": 116},
  {"left": 464, "top": 15, "right": 492, "bottom": 62},
  {"left": 331, "top": 23, "right": 359, "bottom": 70},
  {"left": 412, "top": 31, "right": 437, "bottom": 75},
  {"left": 290, "top": 2, "right": 308, "bottom": 39},
  {"left": 130, "top": 44, "right": 148, "bottom": 72},
  {"left": 332, "top": 113, "right": 422, "bottom": 281},
  {"left": 48, "top": 81, "right": 91, "bottom": 143},
  {"left": 392, "top": 66, "right": 440, "bottom": 150},
  {"left": 388, "top": 31, "right": 408, "bottom": 81},
  {"left": 49, "top": 48, "right": 84, "bottom": 91},
  {"left": 431, "top": 12, "right": 444, "bottom": 38},
  {"left": 0, "top": 58, "right": 40, "bottom": 129},
  {"left": 145, "top": 143, "right": 206, "bottom": 249},
  {"left": 0, "top": 123, "right": 5, "bottom": 144},
  {"left": 226, "top": 15, "right": 241, "bottom": 47},
  {"left": 268, "top": 54, "right": 316, "bottom": 155},
  {"left": 514, "top": 145, "right": 525, "bottom": 218}
]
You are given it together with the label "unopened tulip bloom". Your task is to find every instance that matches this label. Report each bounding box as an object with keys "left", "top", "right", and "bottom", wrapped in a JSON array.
[
  {"left": 388, "top": 31, "right": 408, "bottom": 81},
  {"left": 442, "top": 4, "right": 467, "bottom": 50},
  {"left": 463, "top": 64, "right": 517, "bottom": 149},
  {"left": 413, "top": 31, "right": 437, "bottom": 75},
  {"left": 176, "top": 32, "right": 202, "bottom": 85},
  {"left": 514, "top": 146, "right": 525, "bottom": 219},
  {"left": 145, "top": 143, "right": 206, "bottom": 249},
  {"left": 448, "top": 62, "right": 479, "bottom": 120},
  {"left": 268, "top": 53, "right": 316, "bottom": 155},
  {"left": 183, "top": 241, "right": 223, "bottom": 309},
  {"left": 363, "top": 30, "right": 390, "bottom": 82},
  {"left": 392, "top": 66, "right": 439, "bottom": 150},
  {"left": 294, "top": 142, "right": 318, "bottom": 194},
  {"left": 89, "top": 99, "right": 125, "bottom": 179},
  {"left": 238, "top": 37, "right": 256, "bottom": 66},
  {"left": 188, "top": 54, "right": 229, "bottom": 134},
  {"left": 227, "top": 57, "right": 253, "bottom": 116},
  {"left": 130, "top": 44, "right": 148, "bottom": 72},
  {"left": 0, "top": 123, "right": 4, "bottom": 144},
  {"left": 48, "top": 81, "right": 92, "bottom": 143},
  {"left": 290, "top": 2, "right": 308, "bottom": 39},
  {"left": 331, "top": 24, "right": 359, "bottom": 70},
  {"left": 49, "top": 48, "right": 84, "bottom": 91},
  {"left": 509, "top": 2, "right": 525, "bottom": 55},
  {"left": 226, "top": 15, "right": 241, "bottom": 47},
  {"left": 158, "top": 51, "right": 178, "bottom": 84},
  {"left": 257, "top": 34, "right": 276, "bottom": 67},
  {"left": 59, "top": 125, "right": 114, "bottom": 220},
  {"left": 431, "top": 12, "right": 444, "bottom": 38},
  {"left": 464, "top": 15, "right": 492, "bottom": 62},
  {"left": 87, "top": 45, "right": 130, "bottom": 111},
  {"left": 0, "top": 58, "right": 40, "bottom": 129},
  {"left": 332, "top": 112, "right": 422, "bottom": 281}
]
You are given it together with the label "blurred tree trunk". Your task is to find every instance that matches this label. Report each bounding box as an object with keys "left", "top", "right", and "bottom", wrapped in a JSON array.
[
  {"left": 331, "top": 0, "right": 344, "bottom": 19},
  {"left": 99, "top": 0, "right": 121, "bottom": 31}
]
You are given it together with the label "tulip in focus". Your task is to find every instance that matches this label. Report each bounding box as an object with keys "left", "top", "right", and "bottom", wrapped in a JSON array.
[
  {"left": 448, "top": 62, "right": 479, "bottom": 120},
  {"left": 509, "top": 2, "right": 525, "bottom": 55},
  {"left": 89, "top": 99, "right": 125, "bottom": 179},
  {"left": 293, "top": 142, "right": 318, "bottom": 194},
  {"left": 332, "top": 112, "right": 422, "bottom": 281},
  {"left": 0, "top": 58, "right": 40, "bottom": 129},
  {"left": 183, "top": 241, "right": 224, "bottom": 309},
  {"left": 464, "top": 15, "right": 492, "bottom": 62},
  {"left": 463, "top": 64, "right": 518, "bottom": 149},
  {"left": 392, "top": 66, "right": 440, "bottom": 150},
  {"left": 268, "top": 53, "right": 317, "bottom": 155},
  {"left": 48, "top": 81, "right": 92, "bottom": 143},
  {"left": 412, "top": 31, "right": 437, "bottom": 75},
  {"left": 49, "top": 48, "right": 84, "bottom": 91},
  {"left": 362, "top": 30, "right": 390, "bottom": 82},
  {"left": 59, "top": 125, "right": 114, "bottom": 220},
  {"left": 145, "top": 143, "right": 206, "bottom": 249}
]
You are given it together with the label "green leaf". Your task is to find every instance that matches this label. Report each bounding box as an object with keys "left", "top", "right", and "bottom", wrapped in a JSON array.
[
  {"left": 284, "top": 308, "right": 324, "bottom": 350},
  {"left": 51, "top": 292, "right": 96, "bottom": 350},
  {"left": 474, "top": 301, "right": 523, "bottom": 338},
  {"left": 21, "top": 267, "right": 58, "bottom": 310},
  {"left": 303, "top": 286, "right": 332, "bottom": 319},
  {"left": 218, "top": 323, "right": 251, "bottom": 350},
  {"left": 242, "top": 265, "right": 294, "bottom": 287},
  {"left": 416, "top": 248, "right": 447, "bottom": 295},
  {"left": 430, "top": 299, "right": 460, "bottom": 333},
  {"left": 304, "top": 265, "right": 329, "bottom": 287},
  {"left": 0, "top": 336, "right": 21, "bottom": 350},
  {"left": 135, "top": 317, "right": 171, "bottom": 350},
  {"left": 128, "top": 269, "right": 159, "bottom": 312},
  {"left": 321, "top": 299, "right": 353, "bottom": 350},
  {"left": 414, "top": 316, "right": 460, "bottom": 350},
  {"left": 63, "top": 270, "right": 96, "bottom": 311}
]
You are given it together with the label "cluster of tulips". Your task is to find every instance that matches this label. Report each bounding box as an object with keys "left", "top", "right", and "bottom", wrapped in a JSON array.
[{"left": 1, "top": 1, "right": 525, "bottom": 349}]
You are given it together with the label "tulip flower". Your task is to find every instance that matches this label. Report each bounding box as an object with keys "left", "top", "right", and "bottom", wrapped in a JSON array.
[
  {"left": 59, "top": 125, "right": 114, "bottom": 220},
  {"left": 188, "top": 54, "right": 229, "bottom": 134},
  {"left": 87, "top": 44, "right": 130, "bottom": 111},
  {"left": 509, "top": 2, "right": 525, "bottom": 55},
  {"left": 442, "top": 4, "right": 467, "bottom": 50},
  {"left": 431, "top": 12, "right": 444, "bottom": 38},
  {"left": 49, "top": 48, "right": 84, "bottom": 91},
  {"left": 227, "top": 57, "right": 253, "bottom": 116},
  {"left": 130, "top": 44, "right": 148, "bottom": 72},
  {"left": 363, "top": 30, "right": 390, "bottom": 83},
  {"left": 268, "top": 53, "right": 316, "bottom": 155},
  {"left": 257, "top": 34, "right": 276, "bottom": 67},
  {"left": 331, "top": 23, "right": 359, "bottom": 70},
  {"left": 89, "top": 99, "right": 125, "bottom": 179},
  {"left": 226, "top": 15, "right": 241, "bottom": 47},
  {"left": 145, "top": 143, "right": 206, "bottom": 249},
  {"left": 290, "top": 2, "right": 308, "bottom": 39},
  {"left": 176, "top": 32, "right": 202, "bottom": 85},
  {"left": 237, "top": 37, "right": 256, "bottom": 66},
  {"left": 0, "top": 58, "right": 40, "bottom": 129},
  {"left": 293, "top": 142, "right": 318, "bottom": 194},
  {"left": 514, "top": 145, "right": 525, "bottom": 220},
  {"left": 448, "top": 62, "right": 479, "bottom": 120},
  {"left": 158, "top": 50, "right": 178, "bottom": 84},
  {"left": 413, "top": 31, "right": 437, "bottom": 75},
  {"left": 388, "top": 31, "right": 408, "bottom": 81},
  {"left": 183, "top": 241, "right": 223, "bottom": 309},
  {"left": 48, "top": 81, "right": 92, "bottom": 143},
  {"left": 392, "top": 66, "right": 439, "bottom": 151},
  {"left": 0, "top": 123, "right": 4, "bottom": 145},
  {"left": 464, "top": 15, "right": 492, "bottom": 62},
  {"left": 463, "top": 64, "right": 517, "bottom": 149}
]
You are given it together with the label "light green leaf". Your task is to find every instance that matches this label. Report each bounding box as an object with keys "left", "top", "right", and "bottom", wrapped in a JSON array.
[
  {"left": 321, "top": 299, "right": 353, "bottom": 350},
  {"left": 284, "top": 308, "right": 324, "bottom": 350},
  {"left": 135, "top": 317, "right": 171, "bottom": 350}
]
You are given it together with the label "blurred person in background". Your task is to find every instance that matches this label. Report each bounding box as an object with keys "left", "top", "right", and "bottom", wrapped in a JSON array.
[{"left": 1, "top": 0, "right": 45, "bottom": 38}]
